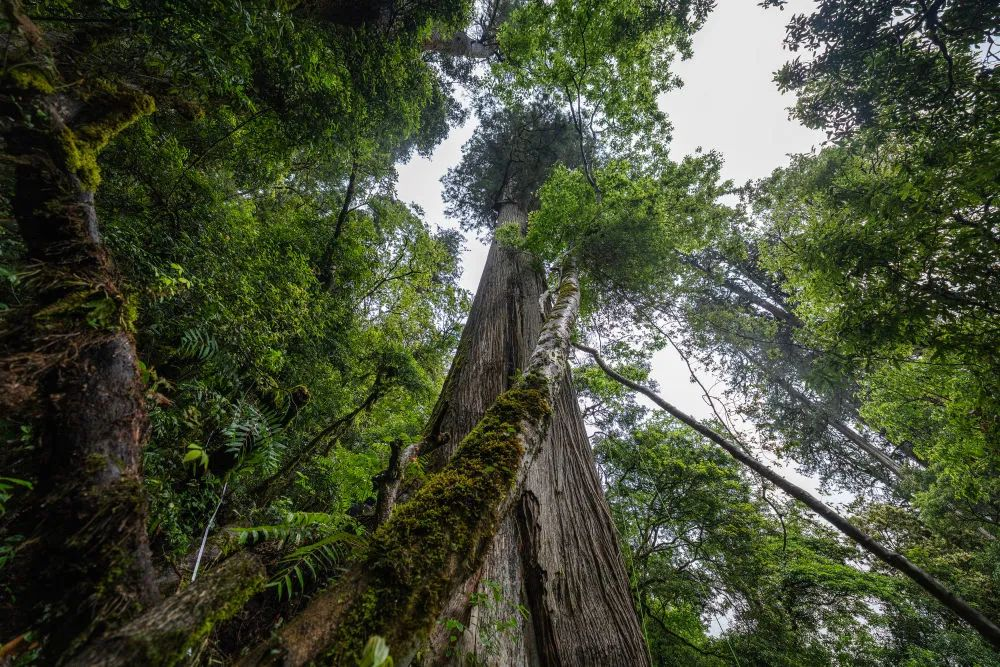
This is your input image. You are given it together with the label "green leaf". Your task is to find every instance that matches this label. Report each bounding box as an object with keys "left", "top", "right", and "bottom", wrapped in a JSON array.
[{"left": 359, "top": 635, "right": 392, "bottom": 667}]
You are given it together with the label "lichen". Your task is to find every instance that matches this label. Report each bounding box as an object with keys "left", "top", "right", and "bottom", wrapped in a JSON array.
[
  {"left": 321, "top": 376, "right": 551, "bottom": 663},
  {"left": 3, "top": 69, "right": 154, "bottom": 190},
  {"left": 557, "top": 278, "right": 578, "bottom": 299},
  {"left": 41, "top": 79, "right": 156, "bottom": 191},
  {"left": 58, "top": 80, "right": 155, "bottom": 190}
]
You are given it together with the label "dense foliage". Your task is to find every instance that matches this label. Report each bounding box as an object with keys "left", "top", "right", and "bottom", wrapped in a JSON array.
[
  {"left": 0, "top": 0, "right": 470, "bottom": 647},
  {"left": 0, "top": 0, "right": 997, "bottom": 664}
]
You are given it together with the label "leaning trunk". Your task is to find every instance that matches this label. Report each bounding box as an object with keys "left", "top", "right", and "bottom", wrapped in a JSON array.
[
  {"left": 423, "top": 204, "right": 649, "bottom": 666},
  {"left": 577, "top": 342, "right": 1000, "bottom": 652},
  {"left": 238, "top": 243, "right": 582, "bottom": 665}
]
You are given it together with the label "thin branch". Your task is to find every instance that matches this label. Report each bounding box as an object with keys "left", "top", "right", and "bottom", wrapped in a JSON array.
[{"left": 575, "top": 341, "right": 1000, "bottom": 651}]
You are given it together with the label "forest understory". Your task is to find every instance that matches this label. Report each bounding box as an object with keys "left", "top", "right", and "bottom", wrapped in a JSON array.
[{"left": 0, "top": 0, "right": 998, "bottom": 665}]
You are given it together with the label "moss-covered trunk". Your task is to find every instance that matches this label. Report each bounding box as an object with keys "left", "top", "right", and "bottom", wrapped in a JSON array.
[
  {"left": 422, "top": 203, "right": 650, "bottom": 666},
  {"left": 238, "top": 221, "right": 588, "bottom": 665},
  {"left": 0, "top": 26, "right": 159, "bottom": 659},
  {"left": 66, "top": 552, "right": 266, "bottom": 667}
]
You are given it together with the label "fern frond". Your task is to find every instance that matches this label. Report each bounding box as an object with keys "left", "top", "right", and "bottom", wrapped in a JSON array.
[
  {"left": 268, "top": 531, "right": 365, "bottom": 600},
  {"left": 233, "top": 511, "right": 346, "bottom": 546},
  {"left": 234, "top": 511, "right": 366, "bottom": 600},
  {"left": 178, "top": 327, "right": 219, "bottom": 361}
]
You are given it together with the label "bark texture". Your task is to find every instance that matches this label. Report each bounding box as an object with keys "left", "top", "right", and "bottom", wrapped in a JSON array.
[
  {"left": 237, "top": 254, "right": 581, "bottom": 666},
  {"left": 66, "top": 553, "right": 266, "bottom": 667},
  {"left": 0, "top": 31, "right": 158, "bottom": 659},
  {"left": 424, "top": 204, "right": 649, "bottom": 666}
]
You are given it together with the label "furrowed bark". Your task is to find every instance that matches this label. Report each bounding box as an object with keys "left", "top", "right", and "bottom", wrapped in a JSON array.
[
  {"left": 424, "top": 203, "right": 649, "bottom": 666},
  {"left": 238, "top": 263, "right": 581, "bottom": 666},
  {"left": 0, "top": 13, "right": 159, "bottom": 659},
  {"left": 576, "top": 342, "right": 1000, "bottom": 651},
  {"left": 66, "top": 553, "right": 266, "bottom": 667}
]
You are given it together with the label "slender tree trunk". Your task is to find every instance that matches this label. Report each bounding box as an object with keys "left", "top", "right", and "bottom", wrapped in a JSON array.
[
  {"left": 319, "top": 159, "right": 358, "bottom": 290},
  {"left": 423, "top": 204, "right": 649, "bottom": 666},
  {"left": 577, "top": 342, "right": 1000, "bottom": 651},
  {"left": 759, "top": 361, "right": 905, "bottom": 478},
  {"left": 0, "top": 27, "right": 159, "bottom": 658},
  {"left": 424, "top": 28, "right": 496, "bottom": 58}
]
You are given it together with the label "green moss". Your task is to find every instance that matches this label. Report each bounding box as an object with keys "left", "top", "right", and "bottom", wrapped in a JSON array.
[
  {"left": 34, "top": 286, "right": 137, "bottom": 331},
  {"left": 322, "top": 379, "right": 551, "bottom": 662},
  {"left": 83, "top": 556, "right": 266, "bottom": 666},
  {"left": 557, "top": 278, "right": 577, "bottom": 299},
  {"left": 3, "top": 70, "right": 154, "bottom": 190},
  {"left": 57, "top": 81, "right": 155, "bottom": 189},
  {"left": 170, "top": 566, "right": 266, "bottom": 666},
  {"left": 59, "top": 476, "right": 151, "bottom": 657},
  {"left": 6, "top": 66, "right": 56, "bottom": 94}
]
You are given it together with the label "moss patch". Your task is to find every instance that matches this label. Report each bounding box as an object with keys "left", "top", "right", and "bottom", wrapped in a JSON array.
[
  {"left": 35, "top": 285, "right": 137, "bottom": 332},
  {"left": 62, "top": 81, "right": 156, "bottom": 189},
  {"left": 2, "top": 69, "right": 154, "bottom": 190},
  {"left": 322, "top": 377, "right": 551, "bottom": 662},
  {"left": 6, "top": 65, "right": 56, "bottom": 94}
]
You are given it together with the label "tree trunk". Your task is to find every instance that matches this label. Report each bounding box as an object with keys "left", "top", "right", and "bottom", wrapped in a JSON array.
[
  {"left": 238, "top": 246, "right": 583, "bottom": 666},
  {"left": 763, "top": 366, "right": 905, "bottom": 478},
  {"left": 66, "top": 552, "right": 265, "bottom": 667},
  {"left": 0, "top": 35, "right": 158, "bottom": 659},
  {"left": 424, "top": 204, "right": 649, "bottom": 666}
]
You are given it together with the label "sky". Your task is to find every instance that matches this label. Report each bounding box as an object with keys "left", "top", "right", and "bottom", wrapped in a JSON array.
[{"left": 397, "top": 0, "right": 828, "bottom": 488}]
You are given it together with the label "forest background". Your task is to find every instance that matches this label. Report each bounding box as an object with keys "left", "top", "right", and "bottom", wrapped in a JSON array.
[{"left": 0, "top": 0, "right": 997, "bottom": 665}]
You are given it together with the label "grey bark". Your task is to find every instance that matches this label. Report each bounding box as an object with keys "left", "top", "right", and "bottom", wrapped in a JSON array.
[{"left": 374, "top": 440, "right": 418, "bottom": 527}]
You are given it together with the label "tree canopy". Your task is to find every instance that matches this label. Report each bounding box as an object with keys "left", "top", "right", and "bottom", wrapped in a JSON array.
[{"left": 0, "top": 0, "right": 997, "bottom": 664}]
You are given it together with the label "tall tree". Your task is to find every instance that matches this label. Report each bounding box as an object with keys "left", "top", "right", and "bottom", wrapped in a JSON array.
[{"left": 1, "top": 0, "right": 713, "bottom": 663}]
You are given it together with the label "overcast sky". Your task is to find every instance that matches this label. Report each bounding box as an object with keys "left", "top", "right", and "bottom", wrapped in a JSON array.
[{"left": 396, "top": 0, "right": 828, "bottom": 487}]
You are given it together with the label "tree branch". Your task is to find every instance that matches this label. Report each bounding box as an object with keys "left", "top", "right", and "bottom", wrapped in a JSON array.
[{"left": 575, "top": 342, "right": 1000, "bottom": 651}]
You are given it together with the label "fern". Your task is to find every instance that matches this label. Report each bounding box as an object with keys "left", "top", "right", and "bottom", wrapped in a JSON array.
[
  {"left": 234, "top": 511, "right": 342, "bottom": 544},
  {"left": 223, "top": 400, "right": 286, "bottom": 473},
  {"left": 0, "top": 477, "right": 32, "bottom": 516},
  {"left": 235, "top": 512, "right": 366, "bottom": 600},
  {"left": 177, "top": 327, "right": 219, "bottom": 361},
  {"left": 269, "top": 531, "right": 364, "bottom": 600}
]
